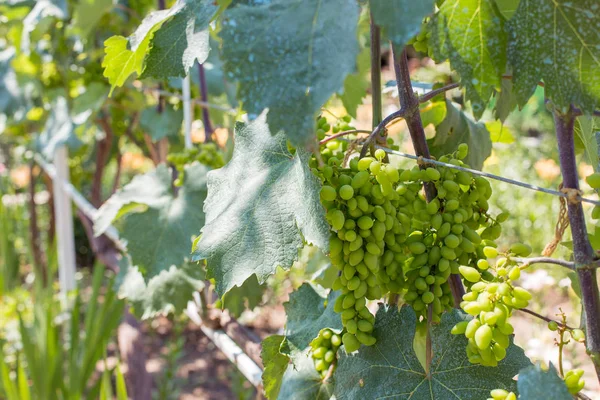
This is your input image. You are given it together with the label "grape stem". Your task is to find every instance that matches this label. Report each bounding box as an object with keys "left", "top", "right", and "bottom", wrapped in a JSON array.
[
  {"left": 577, "top": 392, "right": 593, "bottom": 400},
  {"left": 514, "top": 257, "right": 576, "bottom": 271},
  {"left": 418, "top": 82, "right": 460, "bottom": 103},
  {"left": 319, "top": 130, "right": 372, "bottom": 145},
  {"left": 518, "top": 308, "right": 575, "bottom": 330},
  {"left": 555, "top": 109, "right": 600, "bottom": 384}
]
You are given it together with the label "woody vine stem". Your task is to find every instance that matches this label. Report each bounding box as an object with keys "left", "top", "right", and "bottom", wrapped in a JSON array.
[{"left": 554, "top": 110, "right": 600, "bottom": 383}]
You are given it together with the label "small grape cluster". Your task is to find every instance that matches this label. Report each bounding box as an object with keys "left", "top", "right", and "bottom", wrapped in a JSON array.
[
  {"left": 167, "top": 143, "right": 225, "bottom": 186},
  {"left": 316, "top": 115, "right": 355, "bottom": 141},
  {"left": 452, "top": 244, "right": 533, "bottom": 366},
  {"left": 310, "top": 329, "right": 342, "bottom": 378},
  {"left": 487, "top": 389, "right": 516, "bottom": 400},
  {"left": 564, "top": 369, "right": 585, "bottom": 395}
]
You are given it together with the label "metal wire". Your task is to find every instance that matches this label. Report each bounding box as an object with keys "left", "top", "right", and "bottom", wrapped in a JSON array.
[{"left": 377, "top": 146, "right": 600, "bottom": 206}]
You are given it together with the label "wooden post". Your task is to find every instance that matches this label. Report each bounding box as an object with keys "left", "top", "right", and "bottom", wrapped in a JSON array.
[
  {"left": 52, "top": 146, "right": 76, "bottom": 300},
  {"left": 182, "top": 75, "right": 193, "bottom": 149}
]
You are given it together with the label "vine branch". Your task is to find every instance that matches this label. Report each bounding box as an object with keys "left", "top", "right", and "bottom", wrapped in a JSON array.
[
  {"left": 418, "top": 82, "right": 460, "bottom": 103},
  {"left": 319, "top": 130, "right": 371, "bottom": 145},
  {"left": 514, "top": 257, "right": 576, "bottom": 271},
  {"left": 359, "top": 108, "right": 409, "bottom": 158},
  {"left": 554, "top": 109, "right": 600, "bottom": 383},
  {"left": 517, "top": 308, "right": 574, "bottom": 330}
]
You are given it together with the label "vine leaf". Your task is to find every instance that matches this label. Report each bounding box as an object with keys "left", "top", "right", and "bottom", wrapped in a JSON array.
[
  {"left": 495, "top": 0, "right": 520, "bottom": 20},
  {"left": 215, "top": 274, "right": 265, "bottom": 318},
  {"left": 428, "top": 100, "right": 492, "bottom": 170},
  {"left": 278, "top": 348, "right": 334, "bottom": 400},
  {"left": 139, "top": 104, "right": 184, "bottom": 141},
  {"left": 507, "top": 0, "right": 600, "bottom": 114},
  {"left": 431, "top": 0, "right": 507, "bottom": 118},
  {"left": 70, "top": 0, "right": 113, "bottom": 37},
  {"left": 370, "top": 0, "right": 435, "bottom": 47},
  {"left": 281, "top": 283, "right": 342, "bottom": 358},
  {"left": 191, "top": 114, "right": 329, "bottom": 295},
  {"left": 334, "top": 306, "right": 531, "bottom": 399},
  {"left": 116, "top": 256, "right": 205, "bottom": 319},
  {"left": 494, "top": 77, "right": 518, "bottom": 122},
  {"left": 261, "top": 335, "right": 290, "bottom": 400},
  {"left": 219, "top": 0, "right": 359, "bottom": 146},
  {"left": 574, "top": 116, "right": 600, "bottom": 170},
  {"left": 517, "top": 364, "right": 571, "bottom": 399},
  {"left": 339, "top": 34, "right": 370, "bottom": 118},
  {"left": 36, "top": 96, "right": 82, "bottom": 159},
  {"left": 95, "top": 163, "right": 209, "bottom": 280},
  {"left": 103, "top": 0, "right": 217, "bottom": 93},
  {"left": 140, "top": 0, "right": 217, "bottom": 80}
]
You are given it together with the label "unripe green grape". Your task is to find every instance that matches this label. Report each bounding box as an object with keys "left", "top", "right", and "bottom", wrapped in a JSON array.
[
  {"left": 374, "top": 149, "right": 386, "bottom": 160},
  {"left": 459, "top": 266, "right": 481, "bottom": 283},
  {"left": 331, "top": 334, "right": 342, "bottom": 347},
  {"left": 548, "top": 321, "right": 559, "bottom": 331},
  {"left": 474, "top": 324, "right": 493, "bottom": 349},
  {"left": 513, "top": 287, "right": 532, "bottom": 301},
  {"left": 571, "top": 329, "right": 585, "bottom": 342},
  {"left": 328, "top": 209, "right": 345, "bottom": 231},
  {"left": 422, "top": 291, "right": 435, "bottom": 304},
  {"left": 342, "top": 333, "right": 361, "bottom": 353},
  {"left": 339, "top": 185, "right": 355, "bottom": 200},
  {"left": 483, "top": 246, "right": 498, "bottom": 258},
  {"left": 346, "top": 319, "right": 358, "bottom": 334}
]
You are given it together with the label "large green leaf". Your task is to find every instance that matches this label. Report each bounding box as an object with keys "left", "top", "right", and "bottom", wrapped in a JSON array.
[
  {"left": 95, "top": 163, "right": 208, "bottom": 280},
  {"left": 219, "top": 0, "right": 359, "bottom": 146},
  {"left": 278, "top": 349, "right": 334, "bottom": 400},
  {"left": 495, "top": 0, "right": 521, "bottom": 20},
  {"left": 428, "top": 100, "right": 492, "bottom": 170},
  {"left": 139, "top": 104, "right": 184, "bottom": 141},
  {"left": 261, "top": 335, "right": 291, "bottom": 400},
  {"left": 334, "top": 306, "right": 531, "bottom": 399},
  {"left": 431, "top": 0, "right": 507, "bottom": 117},
  {"left": 370, "top": 0, "right": 435, "bottom": 47},
  {"left": 517, "top": 364, "right": 571, "bottom": 400},
  {"left": 192, "top": 114, "right": 329, "bottom": 295},
  {"left": 282, "top": 284, "right": 342, "bottom": 357},
  {"left": 507, "top": 0, "right": 600, "bottom": 114},
  {"left": 117, "top": 256, "right": 205, "bottom": 319},
  {"left": 140, "top": 0, "right": 217, "bottom": 79},
  {"left": 103, "top": 0, "right": 216, "bottom": 93}
]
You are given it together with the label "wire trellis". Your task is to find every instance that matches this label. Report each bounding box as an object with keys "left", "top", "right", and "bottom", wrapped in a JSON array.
[{"left": 376, "top": 146, "right": 600, "bottom": 207}]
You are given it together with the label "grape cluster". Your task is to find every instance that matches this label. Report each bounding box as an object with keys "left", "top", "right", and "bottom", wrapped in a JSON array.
[
  {"left": 487, "top": 389, "right": 516, "bottom": 400},
  {"left": 167, "top": 143, "right": 225, "bottom": 186},
  {"left": 564, "top": 369, "right": 585, "bottom": 394},
  {"left": 310, "top": 329, "right": 342, "bottom": 378},
  {"left": 400, "top": 144, "right": 505, "bottom": 322},
  {"left": 318, "top": 149, "right": 412, "bottom": 351},
  {"left": 313, "top": 138, "right": 511, "bottom": 351},
  {"left": 452, "top": 244, "right": 533, "bottom": 366}
]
